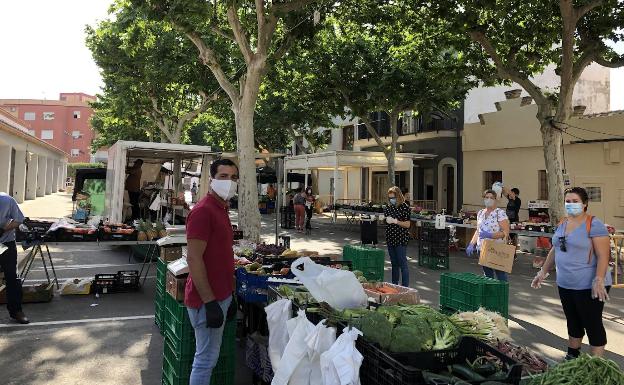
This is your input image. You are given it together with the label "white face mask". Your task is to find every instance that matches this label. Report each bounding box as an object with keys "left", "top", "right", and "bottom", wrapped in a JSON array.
[
  {"left": 484, "top": 198, "right": 495, "bottom": 208},
  {"left": 210, "top": 179, "right": 237, "bottom": 201}
]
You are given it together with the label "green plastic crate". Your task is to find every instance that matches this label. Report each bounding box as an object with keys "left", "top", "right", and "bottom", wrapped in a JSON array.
[
  {"left": 342, "top": 245, "right": 385, "bottom": 281},
  {"left": 165, "top": 327, "right": 195, "bottom": 358},
  {"left": 418, "top": 254, "right": 449, "bottom": 270},
  {"left": 162, "top": 321, "right": 237, "bottom": 385},
  {"left": 157, "top": 258, "right": 167, "bottom": 286},
  {"left": 439, "top": 273, "right": 509, "bottom": 318}
]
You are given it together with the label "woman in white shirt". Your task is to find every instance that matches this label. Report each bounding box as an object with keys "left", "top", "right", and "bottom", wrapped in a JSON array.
[{"left": 466, "top": 189, "right": 511, "bottom": 281}]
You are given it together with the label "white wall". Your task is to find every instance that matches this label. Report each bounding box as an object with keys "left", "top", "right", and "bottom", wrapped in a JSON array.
[{"left": 465, "top": 63, "right": 610, "bottom": 124}]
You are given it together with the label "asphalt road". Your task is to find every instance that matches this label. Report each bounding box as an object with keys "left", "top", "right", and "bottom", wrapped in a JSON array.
[{"left": 0, "top": 212, "right": 622, "bottom": 385}]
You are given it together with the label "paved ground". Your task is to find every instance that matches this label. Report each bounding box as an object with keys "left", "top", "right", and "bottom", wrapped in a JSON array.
[
  {"left": 1, "top": 193, "right": 622, "bottom": 384},
  {"left": 19, "top": 192, "right": 74, "bottom": 219}
]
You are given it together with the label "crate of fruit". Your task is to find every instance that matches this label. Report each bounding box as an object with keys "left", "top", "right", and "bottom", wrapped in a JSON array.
[{"left": 99, "top": 223, "right": 137, "bottom": 241}]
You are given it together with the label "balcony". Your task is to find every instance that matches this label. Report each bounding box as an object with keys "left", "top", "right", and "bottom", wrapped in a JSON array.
[{"left": 357, "top": 111, "right": 461, "bottom": 141}]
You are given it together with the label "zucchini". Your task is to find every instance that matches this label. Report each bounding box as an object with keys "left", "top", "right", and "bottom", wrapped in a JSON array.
[
  {"left": 450, "top": 364, "right": 486, "bottom": 381},
  {"left": 486, "top": 372, "right": 508, "bottom": 381},
  {"left": 473, "top": 363, "right": 498, "bottom": 376},
  {"left": 422, "top": 371, "right": 454, "bottom": 384}
]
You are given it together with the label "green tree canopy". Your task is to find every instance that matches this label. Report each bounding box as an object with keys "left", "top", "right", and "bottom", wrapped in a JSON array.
[{"left": 431, "top": 0, "right": 624, "bottom": 221}]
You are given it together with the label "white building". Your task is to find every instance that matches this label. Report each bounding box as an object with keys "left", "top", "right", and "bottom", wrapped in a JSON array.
[{"left": 0, "top": 107, "right": 68, "bottom": 203}]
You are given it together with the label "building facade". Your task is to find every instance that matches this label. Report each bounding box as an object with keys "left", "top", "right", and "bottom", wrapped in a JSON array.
[
  {"left": 0, "top": 107, "right": 68, "bottom": 202},
  {"left": 0, "top": 93, "right": 96, "bottom": 163},
  {"left": 463, "top": 96, "right": 624, "bottom": 228}
]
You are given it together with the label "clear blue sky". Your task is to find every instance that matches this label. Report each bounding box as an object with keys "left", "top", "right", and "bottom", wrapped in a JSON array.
[{"left": 0, "top": 0, "right": 622, "bottom": 109}]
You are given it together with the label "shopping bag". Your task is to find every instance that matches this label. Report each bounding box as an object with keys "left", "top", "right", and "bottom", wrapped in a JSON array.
[
  {"left": 479, "top": 239, "right": 516, "bottom": 273},
  {"left": 291, "top": 257, "right": 368, "bottom": 310},
  {"left": 265, "top": 298, "right": 293, "bottom": 373},
  {"left": 271, "top": 310, "right": 315, "bottom": 385},
  {"left": 306, "top": 320, "right": 337, "bottom": 385},
  {"left": 320, "top": 326, "right": 363, "bottom": 385}
]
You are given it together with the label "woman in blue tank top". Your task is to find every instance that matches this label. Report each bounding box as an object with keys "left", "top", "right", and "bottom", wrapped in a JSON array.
[{"left": 531, "top": 187, "right": 612, "bottom": 359}]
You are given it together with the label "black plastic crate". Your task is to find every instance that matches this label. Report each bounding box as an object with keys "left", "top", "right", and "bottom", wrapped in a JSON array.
[
  {"left": 93, "top": 273, "right": 118, "bottom": 294},
  {"left": 99, "top": 231, "right": 138, "bottom": 242},
  {"left": 16, "top": 219, "right": 55, "bottom": 242},
  {"left": 390, "top": 337, "right": 523, "bottom": 385},
  {"left": 116, "top": 270, "right": 140, "bottom": 291},
  {"left": 52, "top": 228, "right": 98, "bottom": 242},
  {"left": 358, "top": 337, "right": 424, "bottom": 385},
  {"left": 280, "top": 207, "right": 295, "bottom": 229}
]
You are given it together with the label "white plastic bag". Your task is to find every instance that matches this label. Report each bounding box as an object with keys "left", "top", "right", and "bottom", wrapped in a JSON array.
[
  {"left": 291, "top": 257, "right": 367, "bottom": 310},
  {"left": 320, "top": 327, "right": 363, "bottom": 385},
  {"left": 271, "top": 310, "right": 315, "bottom": 385},
  {"left": 306, "top": 320, "right": 337, "bottom": 385},
  {"left": 265, "top": 299, "right": 293, "bottom": 372}
]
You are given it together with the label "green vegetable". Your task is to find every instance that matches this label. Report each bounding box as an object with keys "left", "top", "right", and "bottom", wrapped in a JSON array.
[
  {"left": 528, "top": 354, "right": 624, "bottom": 385},
  {"left": 422, "top": 371, "right": 454, "bottom": 384},
  {"left": 433, "top": 328, "right": 455, "bottom": 350},
  {"left": 450, "top": 364, "right": 486, "bottom": 381},
  {"left": 377, "top": 306, "right": 403, "bottom": 326},
  {"left": 360, "top": 311, "right": 393, "bottom": 349},
  {"left": 389, "top": 325, "right": 423, "bottom": 353},
  {"left": 353, "top": 270, "right": 364, "bottom": 277}
]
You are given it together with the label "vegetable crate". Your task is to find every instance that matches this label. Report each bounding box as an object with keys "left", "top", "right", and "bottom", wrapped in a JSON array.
[
  {"left": 342, "top": 245, "right": 385, "bottom": 281},
  {"left": 418, "top": 226, "right": 450, "bottom": 270},
  {"left": 358, "top": 337, "right": 522, "bottom": 385},
  {"left": 439, "top": 273, "right": 509, "bottom": 318},
  {"left": 236, "top": 268, "right": 270, "bottom": 303},
  {"left": 161, "top": 294, "right": 237, "bottom": 385},
  {"left": 280, "top": 206, "right": 295, "bottom": 229},
  {"left": 155, "top": 258, "right": 167, "bottom": 332}
]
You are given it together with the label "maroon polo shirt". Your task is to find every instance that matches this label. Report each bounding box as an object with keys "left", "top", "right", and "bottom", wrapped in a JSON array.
[{"left": 184, "top": 193, "right": 234, "bottom": 308}]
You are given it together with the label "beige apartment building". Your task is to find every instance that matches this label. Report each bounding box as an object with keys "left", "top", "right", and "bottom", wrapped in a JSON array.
[{"left": 463, "top": 95, "right": 624, "bottom": 228}]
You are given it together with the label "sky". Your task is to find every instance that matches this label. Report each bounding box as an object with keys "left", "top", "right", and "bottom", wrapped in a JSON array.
[{"left": 0, "top": 1, "right": 622, "bottom": 109}]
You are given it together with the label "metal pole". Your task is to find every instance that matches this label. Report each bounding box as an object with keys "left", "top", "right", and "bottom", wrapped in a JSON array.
[{"left": 275, "top": 157, "right": 282, "bottom": 245}]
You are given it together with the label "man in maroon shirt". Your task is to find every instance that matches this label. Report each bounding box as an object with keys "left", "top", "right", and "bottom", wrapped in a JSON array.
[{"left": 185, "top": 159, "right": 238, "bottom": 385}]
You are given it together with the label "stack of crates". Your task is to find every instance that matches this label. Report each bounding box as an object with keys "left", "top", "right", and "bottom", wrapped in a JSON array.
[
  {"left": 418, "top": 223, "right": 450, "bottom": 270},
  {"left": 439, "top": 272, "right": 509, "bottom": 318},
  {"left": 161, "top": 291, "right": 236, "bottom": 385},
  {"left": 155, "top": 256, "right": 168, "bottom": 331},
  {"left": 342, "top": 245, "right": 385, "bottom": 281}
]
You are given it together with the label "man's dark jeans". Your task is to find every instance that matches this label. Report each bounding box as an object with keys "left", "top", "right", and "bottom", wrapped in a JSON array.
[
  {"left": 128, "top": 191, "right": 141, "bottom": 220},
  {"left": 1, "top": 241, "right": 22, "bottom": 315}
]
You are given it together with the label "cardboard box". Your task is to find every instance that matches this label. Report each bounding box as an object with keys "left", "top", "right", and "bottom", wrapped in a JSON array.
[
  {"left": 0, "top": 283, "right": 54, "bottom": 304},
  {"left": 362, "top": 282, "right": 420, "bottom": 305},
  {"left": 160, "top": 246, "right": 183, "bottom": 262},
  {"left": 166, "top": 270, "right": 188, "bottom": 301}
]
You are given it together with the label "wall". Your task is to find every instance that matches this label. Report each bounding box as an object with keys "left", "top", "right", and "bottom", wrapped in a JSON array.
[
  {"left": 463, "top": 99, "right": 624, "bottom": 228},
  {"left": 464, "top": 63, "right": 610, "bottom": 124}
]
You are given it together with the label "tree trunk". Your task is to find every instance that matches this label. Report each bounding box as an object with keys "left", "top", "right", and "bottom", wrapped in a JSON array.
[
  {"left": 233, "top": 79, "right": 262, "bottom": 242},
  {"left": 386, "top": 110, "right": 400, "bottom": 187},
  {"left": 539, "top": 117, "right": 566, "bottom": 224}
]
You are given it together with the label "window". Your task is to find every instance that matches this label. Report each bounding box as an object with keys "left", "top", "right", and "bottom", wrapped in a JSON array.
[
  {"left": 24, "top": 112, "right": 36, "bottom": 121},
  {"left": 72, "top": 130, "right": 81, "bottom": 139},
  {"left": 342, "top": 125, "right": 354, "bottom": 150},
  {"left": 538, "top": 170, "right": 548, "bottom": 200},
  {"left": 71, "top": 149, "right": 80, "bottom": 157},
  {"left": 73, "top": 111, "right": 81, "bottom": 119},
  {"left": 586, "top": 186, "right": 602, "bottom": 202},
  {"left": 43, "top": 112, "right": 55, "bottom": 120},
  {"left": 41, "top": 130, "right": 54, "bottom": 140},
  {"left": 483, "top": 171, "right": 503, "bottom": 191},
  {"left": 28, "top": 130, "right": 35, "bottom": 136}
]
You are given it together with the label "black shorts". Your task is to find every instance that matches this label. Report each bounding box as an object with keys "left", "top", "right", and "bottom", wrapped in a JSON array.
[{"left": 558, "top": 286, "right": 611, "bottom": 347}]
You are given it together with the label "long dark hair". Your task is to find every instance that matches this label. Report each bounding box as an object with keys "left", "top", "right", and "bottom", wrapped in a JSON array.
[{"left": 564, "top": 187, "right": 589, "bottom": 212}]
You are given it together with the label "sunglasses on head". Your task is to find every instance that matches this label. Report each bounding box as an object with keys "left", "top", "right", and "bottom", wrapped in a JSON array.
[{"left": 558, "top": 236, "right": 567, "bottom": 252}]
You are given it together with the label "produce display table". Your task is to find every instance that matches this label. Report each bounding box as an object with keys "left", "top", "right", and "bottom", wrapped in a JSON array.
[{"left": 412, "top": 218, "right": 554, "bottom": 238}]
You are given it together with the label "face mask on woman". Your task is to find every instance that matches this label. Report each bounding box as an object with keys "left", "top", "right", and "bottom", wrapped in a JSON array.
[
  {"left": 389, "top": 198, "right": 397, "bottom": 205},
  {"left": 483, "top": 198, "right": 495, "bottom": 208},
  {"left": 565, "top": 202, "right": 584, "bottom": 217}
]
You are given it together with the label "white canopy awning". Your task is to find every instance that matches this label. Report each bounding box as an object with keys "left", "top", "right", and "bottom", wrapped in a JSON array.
[{"left": 284, "top": 150, "right": 436, "bottom": 171}]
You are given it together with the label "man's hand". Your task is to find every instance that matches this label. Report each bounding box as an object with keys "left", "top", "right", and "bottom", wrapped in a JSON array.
[{"left": 204, "top": 300, "right": 224, "bottom": 328}]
